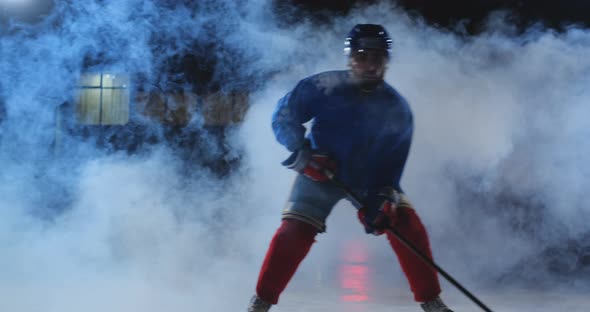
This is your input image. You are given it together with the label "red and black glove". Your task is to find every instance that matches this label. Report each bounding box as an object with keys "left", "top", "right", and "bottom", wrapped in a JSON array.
[
  {"left": 358, "top": 188, "right": 401, "bottom": 235},
  {"left": 281, "top": 144, "right": 337, "bottom": 182}
]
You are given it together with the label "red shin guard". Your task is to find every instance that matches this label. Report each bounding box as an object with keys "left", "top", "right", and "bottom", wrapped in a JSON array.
[
  {"left": 256, "top": 219, "right": 318, "bottom": 304},
  {"left": 387, "top": 209, "right": 441, "bottom": 302}
]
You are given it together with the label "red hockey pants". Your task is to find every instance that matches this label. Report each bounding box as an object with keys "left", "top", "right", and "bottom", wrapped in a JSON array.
[{"left": 255, "top": 209, "right": 441, "bottom": 304}]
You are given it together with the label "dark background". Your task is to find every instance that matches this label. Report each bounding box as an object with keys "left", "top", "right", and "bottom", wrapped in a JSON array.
[{"left": 275, "top": 0, "right": 590, "bottom": 33}]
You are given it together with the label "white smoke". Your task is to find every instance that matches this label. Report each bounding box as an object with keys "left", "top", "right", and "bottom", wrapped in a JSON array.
[{"left": 1, "top": 1, "right": 590, "bottom": 311}]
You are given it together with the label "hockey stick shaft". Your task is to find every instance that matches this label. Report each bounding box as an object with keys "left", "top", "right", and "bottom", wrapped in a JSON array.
[{"left": 325, "top": 173, "right": 493, "bottom": 312}]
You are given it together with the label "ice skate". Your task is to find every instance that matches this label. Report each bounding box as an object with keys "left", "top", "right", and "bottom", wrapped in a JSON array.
[
  {"left": 420, "top": 296, "right": 453, "bottom": 312},
  {"left": 247, "top": 295, "right": 271, "bottom": 312}
]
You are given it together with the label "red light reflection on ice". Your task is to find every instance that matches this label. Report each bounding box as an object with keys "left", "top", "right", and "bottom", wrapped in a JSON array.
[
  {"left": 340, "top": 264, "right": 369, "bottom": 302},
  {"left": 339, "top": 239, "right": 370, "bottom": 302}
]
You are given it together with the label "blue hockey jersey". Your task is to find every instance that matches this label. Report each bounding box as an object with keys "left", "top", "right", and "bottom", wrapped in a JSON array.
[{"left": 272, "top": 70, "right": 413, "bottom": 193}]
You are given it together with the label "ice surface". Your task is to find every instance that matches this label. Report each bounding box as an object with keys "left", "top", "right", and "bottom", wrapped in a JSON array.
[{"left": 273, "top": 272, "right": 590, "bottom": 312}]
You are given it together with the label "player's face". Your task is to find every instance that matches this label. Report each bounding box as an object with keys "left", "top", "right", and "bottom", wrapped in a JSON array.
[{"left": 349, "top": 49, "right": 388, "bottom": 85}]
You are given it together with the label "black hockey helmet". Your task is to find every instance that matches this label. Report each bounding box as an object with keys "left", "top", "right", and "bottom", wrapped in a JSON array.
[{"left": 344, "top": 24, "right": 392, "bottom": 57}]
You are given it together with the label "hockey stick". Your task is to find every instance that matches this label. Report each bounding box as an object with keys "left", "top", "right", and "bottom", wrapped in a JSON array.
[{"left": 324, "top": 171, "right": 494, "bottom": 312}]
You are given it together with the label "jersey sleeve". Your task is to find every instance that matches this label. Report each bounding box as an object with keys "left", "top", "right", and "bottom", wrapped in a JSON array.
[{"left": 271, "top": 79, "right": 315, "bottom": 152}]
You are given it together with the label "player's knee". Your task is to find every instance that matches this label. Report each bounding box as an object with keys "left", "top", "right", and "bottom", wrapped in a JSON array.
[
  {"left": 277, "top": 218, "right": 318, "bottom": 243},
  {"left": 281, "top": 210, "right": 326, "bottom": 232}
]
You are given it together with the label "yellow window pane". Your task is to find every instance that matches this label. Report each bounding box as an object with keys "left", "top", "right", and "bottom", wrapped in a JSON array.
[
  {"left": 102, "top": 74, "right": 129, "bottom": 88},
  {"left": 101, "top": 89, "right": 130, "bottom": 125},
  {"left": 75, "top": 89, "right": 101, "bottom": 124},
  {"left": 75, "top": 72, "right": 130, "bottom": 125},
  {"left": 79, "top": 73, "right": 102, "bottom": 87}
]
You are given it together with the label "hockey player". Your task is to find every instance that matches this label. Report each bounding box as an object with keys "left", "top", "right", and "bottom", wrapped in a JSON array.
[{"left": 248, "top": 24, "right": 453, "bottom": 312}]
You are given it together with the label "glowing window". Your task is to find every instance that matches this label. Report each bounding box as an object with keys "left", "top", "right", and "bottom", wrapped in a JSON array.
[{"left": 75, "top": 73, "right": 130, "bottom": 125}]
